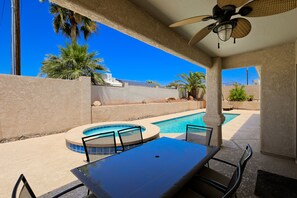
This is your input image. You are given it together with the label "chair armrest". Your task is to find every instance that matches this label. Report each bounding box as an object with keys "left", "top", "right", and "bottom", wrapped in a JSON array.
[
  {"left": 52, "top": 183, "right": 84, "bottom": 198},
  {"left": 211, "top": 157, "right": 237, "bottom": 167},
  {"left": 194, "top": 175, "right": 228, "bottom": 193}
]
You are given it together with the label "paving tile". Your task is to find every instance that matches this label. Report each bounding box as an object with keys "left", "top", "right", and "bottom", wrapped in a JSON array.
[{"left": 1, "top": 109, "right": 295, "bottom": 198}]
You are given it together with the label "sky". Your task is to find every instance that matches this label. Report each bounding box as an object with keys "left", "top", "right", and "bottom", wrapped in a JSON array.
[{"left": 0, "top": 0, "right": 259, "bottom": 86}]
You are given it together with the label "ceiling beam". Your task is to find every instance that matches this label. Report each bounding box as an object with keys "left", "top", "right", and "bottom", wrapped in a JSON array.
[{"left": 51, "top": 0, "right": 212, "bottom": 68}]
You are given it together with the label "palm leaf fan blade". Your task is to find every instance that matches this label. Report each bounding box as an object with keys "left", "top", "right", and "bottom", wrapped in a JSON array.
[
  {"left": 188, "top": 24, "right": 214, "bottom": 45},
  {"left": 243, "top": 0, "right": 297, "bottom": 17},
  {"left": 217, "top": 0, "right": 249, "bottom": 8},
  {"left": 231, "top": 18, "right": 251, "bottom": 38},
  {"left": 169, "top": 15, "right": 212, "bottom": 27}
]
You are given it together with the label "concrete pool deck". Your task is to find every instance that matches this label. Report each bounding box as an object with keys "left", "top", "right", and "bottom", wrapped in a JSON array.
[{"left": 1, "top": 109, "right": 296, "bottom": 197}]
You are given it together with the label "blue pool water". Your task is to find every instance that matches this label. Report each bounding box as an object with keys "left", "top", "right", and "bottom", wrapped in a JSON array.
[
  {"left": 83, "top": 124, "right": 145, "bottom": 136},
  {"left": 153, "top": 112, "right": 239, "bottom": 133}
]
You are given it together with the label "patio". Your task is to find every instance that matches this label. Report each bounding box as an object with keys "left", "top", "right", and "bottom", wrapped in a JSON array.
[{"left": 2, "top": 109, "right": 297, "bottom": 197}]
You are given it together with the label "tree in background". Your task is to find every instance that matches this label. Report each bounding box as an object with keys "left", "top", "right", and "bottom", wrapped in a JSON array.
[
  {"left": 146, "top": 80, "right": 161, "bottom": 87},
  {"left": 40, "top": 43, "right": 107, "bottom": 84},
  {"left": 40, "top": 0, "right": 97, "bottom": 44},
  {"left": 228, "top": 83, "right": 247, "bottom": 101},
  {"left": 178, "top": 72, "right": 206, "bottom": 99}
]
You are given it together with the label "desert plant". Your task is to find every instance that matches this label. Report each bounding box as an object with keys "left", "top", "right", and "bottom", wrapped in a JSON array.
[
  {"left": 40, "top": 43, "right": 107, "bottom": 84},
  {"left": 178, "top": 72, "right": 206, "bottom": 99},
  {"left": 228, "top": 83, "right": 247, "bottom": 101},
  {"left": 247, "top": 95, "right": 254, "bottom": 101},
  {"left": 40, "top": 0, "right": 97, "bottom": 44}
]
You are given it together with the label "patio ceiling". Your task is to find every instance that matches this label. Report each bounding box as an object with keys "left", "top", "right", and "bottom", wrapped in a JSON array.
[{"left": 129, "top": 0, "right": 297, "bottom": 57}]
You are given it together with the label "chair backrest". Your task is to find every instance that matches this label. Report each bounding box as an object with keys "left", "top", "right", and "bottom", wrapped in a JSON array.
[
  {"left": 186, "top": 125, "right": 213, "bottom": 146},
  {"left": 118, "top": 126, "right": 143, "bottom": 151},
  {"left": 82, "top": 131, "right": 117, "bottom": 162},
  {"left": 12, "top": 174, "right": 36, "bottom": 198},
  {"left": 223, "top": 144, "right": 253, "bottom": 198}
]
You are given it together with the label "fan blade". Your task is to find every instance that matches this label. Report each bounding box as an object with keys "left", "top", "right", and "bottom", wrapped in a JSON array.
[
  {"left": 169, "top": 15, "right": 212, "bottom": 27},
  {"left": 189, "top": 24, "right": 215, "bottom": 45},
  {"left": 218, "top": 0, "right": 249, "bottom": 8},
  {"left": 231, "top": 18, "right": 251, "bottom": 38},
  {"left": 243, "top": 0, "right": 297, "bottom": 17}
]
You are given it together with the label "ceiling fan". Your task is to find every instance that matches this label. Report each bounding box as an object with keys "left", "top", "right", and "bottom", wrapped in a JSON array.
[{"left": 169, "top": 0, "right": 297, "bottom": 46}]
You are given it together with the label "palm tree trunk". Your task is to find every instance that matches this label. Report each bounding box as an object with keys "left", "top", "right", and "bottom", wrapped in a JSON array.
[
  {"left": 71, "top": 25, "right": 77, "bottom": 44},
  {"left": 70, "top": 12, "right": 77, "bottom": 44}
]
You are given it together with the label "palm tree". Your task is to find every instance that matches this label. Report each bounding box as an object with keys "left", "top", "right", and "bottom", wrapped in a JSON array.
[
  {"left": 40, "top": 1, "right": 97, "bottom": 44},
  {"left": 178, "top": 72, "right": 206, "bottom": 99},
  {"left": 40, "top": 43, "right": 107, "bottom": 84}
]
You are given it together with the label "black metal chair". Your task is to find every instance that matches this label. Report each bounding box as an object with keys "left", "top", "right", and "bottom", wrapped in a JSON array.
[
  {"left": 12, "top": 174, "right": 86, "bottom": 198},
  {"left": 175, "top": 144, "right": 253, "bottom": 198},
  {"left": 82, "top": 131, "right": 117, "bottom": 163},
  {"left": 186, "top": 125, "right": 213, "bottom": 146},
  {"left": 118, "top": 126, "right": 143, "bottom": 151}
]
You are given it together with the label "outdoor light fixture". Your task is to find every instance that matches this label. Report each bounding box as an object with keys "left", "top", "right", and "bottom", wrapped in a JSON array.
[
  {"left": 213, "top": 21, "right": 236, "bottom": 42},
  {"left": 170, "top": 1, "right": 297, "bottom": 46}
]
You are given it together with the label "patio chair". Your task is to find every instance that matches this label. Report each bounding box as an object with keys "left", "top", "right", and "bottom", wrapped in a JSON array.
[
  {"left": 175, "top": 144, "right": 253, "bottom": 198},
  {"left": 118, "top": 126, "right": 143, "bottom": 151},
  {"left": 186, "top": 125, "right": 213, "bottom": 146},
  {"left": 12, "top": 174, "right": 88, "bottom": 198},
  {"left": 82, "top": 131, "right": 117, "bottom": 163}
]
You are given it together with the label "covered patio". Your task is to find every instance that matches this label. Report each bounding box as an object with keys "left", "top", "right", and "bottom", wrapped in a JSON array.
[
  {"left": 51, "top": 0, "right": 297, "bottom": 159},
  {"left": 4, "top": 0, "right": 297, "bottom": 197}
]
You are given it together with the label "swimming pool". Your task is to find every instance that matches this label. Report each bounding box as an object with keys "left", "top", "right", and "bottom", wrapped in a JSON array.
[{"left": 153, "top": 112, "right": 239, "bottom": 133}]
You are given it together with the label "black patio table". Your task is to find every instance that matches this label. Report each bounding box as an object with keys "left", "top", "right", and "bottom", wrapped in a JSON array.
[{"left": 71, "top": 137, "right": 219, "bottom": 198}]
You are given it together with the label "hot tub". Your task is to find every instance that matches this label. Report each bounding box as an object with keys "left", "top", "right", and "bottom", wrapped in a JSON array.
[{"left": 65, "top": 121, "right": 160, "bottom": 154}]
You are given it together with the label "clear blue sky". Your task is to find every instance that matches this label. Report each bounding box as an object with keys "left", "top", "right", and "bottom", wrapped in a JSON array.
[{"left": 0, "top": 0, "right": 259, "bottom": 86}]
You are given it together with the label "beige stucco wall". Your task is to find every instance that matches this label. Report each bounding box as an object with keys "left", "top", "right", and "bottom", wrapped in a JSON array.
[
  {"left": 91, "top": 84, "right": 179, "bottom": 105},
  {"left": 0, "top": 75, "right": 91, "bottom": 140},
  {"left": 222, "top": 85, "right": 260, "bottom": 100},
  {"left": 92, "top": 101, "right": 203, "bottom": 122},
  {"left": 223, "top": 42, "right": 296, "bottom": 158},
  {"left": 223, "top": 101, "right": 260, "bottom": 110}
]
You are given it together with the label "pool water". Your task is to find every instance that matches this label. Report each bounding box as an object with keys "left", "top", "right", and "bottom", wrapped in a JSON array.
[
  {"left": 83, "top": 124, "right": 145, "bottom": 136},
  {"left": 153, "top": 112, "right": 239, "bottom": 133}
]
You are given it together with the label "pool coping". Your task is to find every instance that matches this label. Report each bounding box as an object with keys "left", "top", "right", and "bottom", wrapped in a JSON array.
[{"left": 65, "top": 121, "right": 160, "bottom": 147}]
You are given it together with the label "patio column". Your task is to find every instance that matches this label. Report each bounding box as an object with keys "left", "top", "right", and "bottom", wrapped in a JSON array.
[{"left": 203, "top": 57, "right": 225, "bottom": 147}]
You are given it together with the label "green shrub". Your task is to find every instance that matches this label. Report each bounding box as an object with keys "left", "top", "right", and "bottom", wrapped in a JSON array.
[
  {"left": 247, "top": 95, "right": 254, "bottom": 101},
  {"left": 228, "top": 84, "right": 247, "bottom": 101}
]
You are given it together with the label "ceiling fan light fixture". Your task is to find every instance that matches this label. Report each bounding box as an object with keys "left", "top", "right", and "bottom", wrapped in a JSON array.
[
  {"left": 217, "top": 23, "right": 233, "bottom": 41},
  {"left": 213, "top": 21, "right": 236, "bottom": 42}
]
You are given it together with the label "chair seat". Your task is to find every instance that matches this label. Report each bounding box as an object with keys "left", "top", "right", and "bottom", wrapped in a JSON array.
[
  {"left": 197, "top": 166, "right": 230, "bottom": 186},
  {"left": 187, "top": 166, "right": 230, "bottom": 198}
]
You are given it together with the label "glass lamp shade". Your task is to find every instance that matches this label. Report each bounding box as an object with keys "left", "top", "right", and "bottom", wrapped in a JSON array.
[{"left": 217, "top": 24, "right": 233, "bottom": 41}]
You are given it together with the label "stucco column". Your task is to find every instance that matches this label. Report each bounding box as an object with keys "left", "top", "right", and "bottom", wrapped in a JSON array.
[
  {"left": 203, "top": 57, "right": 225, "bottom": 147},
  {"left": 295, "top": 40, "right": 297, "bottom": 160},
  {"left": 79, "top": 77, "right": 91, "bottom": 125}
]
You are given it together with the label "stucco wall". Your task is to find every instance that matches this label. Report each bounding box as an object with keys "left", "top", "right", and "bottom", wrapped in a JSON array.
[
  {"left": 223, "top": 101, "right": 260, "bottom": 110},
  {"left": 92, "top": 101, "right": 203, "bottom": 122},
  {"left": 91, "top": 84, "right": 179, "bottom": 105},
  {"left": 0, "top": 75, "right": 91, "bottom": 140},
  {"left": 223, "top": 42, "right": 296, "bottom": 158},
  {"left": 222, "top": 85, "right": 260, "bottom": 101}
]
